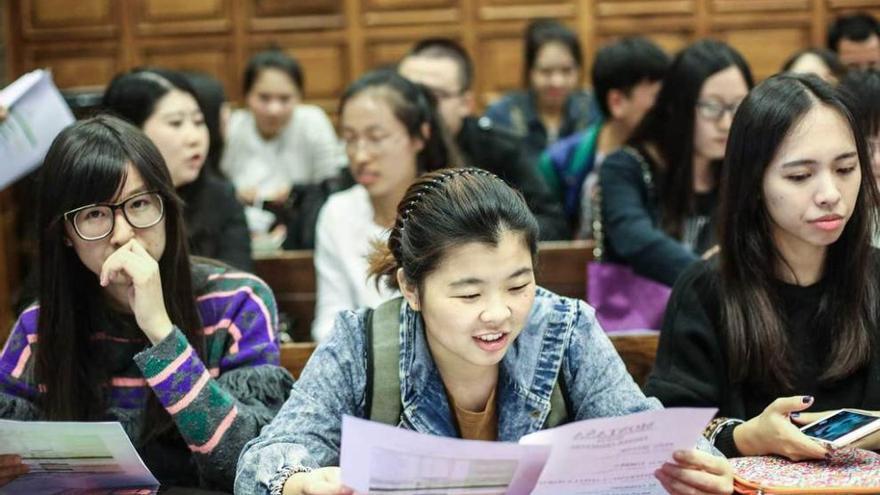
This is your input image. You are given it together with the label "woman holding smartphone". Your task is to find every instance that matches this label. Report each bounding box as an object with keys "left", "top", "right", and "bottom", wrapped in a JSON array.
[{"left": 645, "top": 74, "right": 880, "bottom": 460}]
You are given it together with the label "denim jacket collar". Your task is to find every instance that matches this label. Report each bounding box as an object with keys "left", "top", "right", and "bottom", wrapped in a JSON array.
[{"left": 397, "top": 288, "right": 575, "bottom": 441}]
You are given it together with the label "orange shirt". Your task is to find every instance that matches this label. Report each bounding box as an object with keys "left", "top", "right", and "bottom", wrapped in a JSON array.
[{"left": 448, "top": 387, "right": 498, "bottom": 441}]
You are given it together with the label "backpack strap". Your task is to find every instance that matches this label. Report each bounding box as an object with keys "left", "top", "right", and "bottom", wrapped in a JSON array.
[
  {"left": 366, "top": 297, "right": 405, "bottom": 425},
  {"left": 544, "top": 378, "right": 570, "bottom": 428},
  {"left": 366, "top": 296, "right": 570, "bottom": 429}
]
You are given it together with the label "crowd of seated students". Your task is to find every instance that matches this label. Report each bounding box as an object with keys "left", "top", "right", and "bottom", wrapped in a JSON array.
[{"left": 2, "top": 10, "right": 880, "bottom": 495}]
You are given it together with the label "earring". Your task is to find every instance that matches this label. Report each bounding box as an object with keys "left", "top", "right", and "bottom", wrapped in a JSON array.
[{"left": 63, "top": 238, "right": 73, "bottom": 247}]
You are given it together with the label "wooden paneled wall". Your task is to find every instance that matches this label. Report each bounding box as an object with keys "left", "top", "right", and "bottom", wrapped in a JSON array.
[
  {"left": 6, "top": 0, "right": 880, "bottom": 116},
  {"left": 1, "top": 0, "right": 880, "bottom": 341}
]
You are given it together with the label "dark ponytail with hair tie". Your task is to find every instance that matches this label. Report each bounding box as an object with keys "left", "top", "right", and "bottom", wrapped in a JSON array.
[{"left": 368, "top": 168, "right": 537, "bottom": 292}]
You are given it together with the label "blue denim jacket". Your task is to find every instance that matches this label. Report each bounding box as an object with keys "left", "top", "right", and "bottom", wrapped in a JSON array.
[{"left": 235, "top": 287, "right": 661, "bottom": 495}]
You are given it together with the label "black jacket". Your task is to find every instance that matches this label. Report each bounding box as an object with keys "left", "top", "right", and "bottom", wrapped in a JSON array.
[
  {"left": 598, "top": 147, "right": 714, "bottom": 286},
  {"left": 456, "top": 116, "right": 568, "bottom": 240},
  {"left": 180, "top": 173, "right": 253, "bottom": 271}
]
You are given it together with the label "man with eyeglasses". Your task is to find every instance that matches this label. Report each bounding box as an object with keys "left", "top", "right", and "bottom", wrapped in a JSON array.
[{"left": 398, "top": 38, "right": 569, "bottom": 240}]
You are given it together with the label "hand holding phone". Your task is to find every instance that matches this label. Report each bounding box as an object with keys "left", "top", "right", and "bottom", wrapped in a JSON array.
[{"left": 800, "top": 409, "right": 880, "bottom": 450}]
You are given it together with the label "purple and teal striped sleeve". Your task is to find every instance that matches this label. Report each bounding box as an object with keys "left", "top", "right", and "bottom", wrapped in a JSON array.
[
  {"left": 0, "top": 306, "right": 41, "bottom": 419},
  {"left": 133, "top": 270, "right": 293, "bottom": 488}
]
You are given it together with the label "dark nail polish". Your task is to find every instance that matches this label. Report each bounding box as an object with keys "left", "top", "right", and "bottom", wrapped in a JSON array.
[
  {"left": 802, "top": 396, "right": 813, "bottom": 403},
  {"left": 790, "top": 412, "right": 800, "bottom": 418}
]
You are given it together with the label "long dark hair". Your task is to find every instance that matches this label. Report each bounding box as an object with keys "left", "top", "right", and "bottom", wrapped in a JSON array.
[
  {"left": 34, "top": 115, "right": 203, "bottom": 441},
  {"left": 629, "top": 39, "right": 753, "bottom": 238},
  {"left": 184, "top": 71, "right": 226, "bottom": 175},
  {"left": 719, "top": 74, "right": 879, "bottom": 392},
  {"left": 102, "top": 68, "right": 201, "bottom": 129},
  {"left": 368, "top": 168, "right": 538, "bottom": 292},
  {"left": 339, "top": 69, "right": 460, "bottom": 173}
]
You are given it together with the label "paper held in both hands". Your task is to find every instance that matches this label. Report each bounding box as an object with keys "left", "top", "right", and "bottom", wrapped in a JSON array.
[
  {"left": 0, "top": 69, "right": 75, "bottom": 189},
  {"left": 0, "top": 419, "right": 158, "bottom": 494},
  {"left": 341, "top": 407, "right": 717, "bottom": 495}
]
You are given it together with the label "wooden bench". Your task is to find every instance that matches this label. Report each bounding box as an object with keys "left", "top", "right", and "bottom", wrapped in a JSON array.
[
  {"left": 262, "top": 240, "right": 659, "bottom": 388},
  {"left": 280, "top": 342, "right": 318, "bottom": 379},
  {"left": 280, "top": 335, "right": 659, "bottom": 386},
  {"left": 254, "top": 250, "right": 316, "bottom": 342},
  {"left": 609, "top": 333, "right": 660, "bottom": 387},
  {"left": 255, "top": 240, "right": 595, "bottom": 341}
]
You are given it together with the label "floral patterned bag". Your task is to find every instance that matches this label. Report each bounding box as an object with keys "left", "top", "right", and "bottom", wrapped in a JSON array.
[{"left": 730, "top": 448, "right": 880, "bottom": 494}]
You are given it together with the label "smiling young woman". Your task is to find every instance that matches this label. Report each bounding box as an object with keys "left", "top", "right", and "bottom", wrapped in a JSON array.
[{"left": 237, "top": 168, "right": 734, "bottom": 495}]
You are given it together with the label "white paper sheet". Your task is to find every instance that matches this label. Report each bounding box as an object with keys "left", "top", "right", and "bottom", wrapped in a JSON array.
[
  {"left": 0, "top": 419, "right": 159, "bottom": 494},
  {"left": 0, "top": 69, "right": 75, "bottom": 189},
  {"left": 520, "top": 407, "right": 717, "bottom": 495},
  {"left": 340, "top": 416, "right": 552, "bottom": 495}
]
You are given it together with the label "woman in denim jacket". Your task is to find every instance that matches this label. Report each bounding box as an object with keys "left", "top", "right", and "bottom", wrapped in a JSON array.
[{"left": 235, "top": 168, "right": 733, "bottom": 495}]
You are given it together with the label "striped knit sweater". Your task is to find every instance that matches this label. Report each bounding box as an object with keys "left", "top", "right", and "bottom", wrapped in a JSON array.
[{"left": 0, "top": 261, "right": 294, "bottom": 490}]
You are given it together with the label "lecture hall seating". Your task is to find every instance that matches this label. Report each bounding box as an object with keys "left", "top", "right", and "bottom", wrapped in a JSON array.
[{"left": 259, "top": 240, "right": 659, "bottom": 385}]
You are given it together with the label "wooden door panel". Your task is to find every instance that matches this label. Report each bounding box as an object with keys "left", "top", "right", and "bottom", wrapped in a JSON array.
[
  {"left": 721, "top": 27, "right": 809, "bottom": 80},
  {"left": 20, "top": 0, "right": 118, "bottom": 39},
  {"left": 140, "top": 43, "right": 236, "bottom": 95},
  {"left": 23, "top": 44, "right": 119, "bottom": 88},
  {"left": 247, "top": 0, "right": 344, "bottom": 31},
  {"left": 134, "top": 0, "right": 232, "bottom": 35},
  {"left": 476, "top": 0, "right": 576, "bottom": 21}
]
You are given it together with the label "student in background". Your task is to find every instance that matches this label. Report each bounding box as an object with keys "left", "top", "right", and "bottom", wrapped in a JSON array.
[
  {"left": 310, "top": 70, "right": 457, "bottom": 342},
  {"left": 484, "top": 19, "right": 599, "bottom": 167},
  {"left": 827, "top": 12, "right": 880, "bottom": 71},
  {"left": 646, "top": 74, "right": 880, "bottom": 460},
  {"left": 103, "top": 68, "right": 253, "bottom": 271},
  {"left": 539, "top": 37, "right": 670, "bottom": 236},
  {"left": 236, "top": 168, "right": 734, "bottom": 495},
  {"left": 398, "top": 37, "right": 569, "bottom": 240},
  {"left": 781, "top": 48, "right": 845, "bottom": 84},
  {"left": 599, "top": 40, "right": 753, "bottom": 286},
  {"left": 221, "top": 50, "right": 345, "bottom": 206},
  {"left": 0, "top": 116, "right": 292, "bottom": 489},
  {"left": 184, "top": 71, "right": 231, "bottom": 176},
  {"left": 841, "top": 70, "right": 880, "bottom": 190},
  {"left": 840, "top": 69, "right": 880, "bottom": 246}
]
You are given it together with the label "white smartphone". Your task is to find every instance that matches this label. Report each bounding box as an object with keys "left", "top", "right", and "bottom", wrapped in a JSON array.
[{"left": 799, "top": 409, "right": 880, "bottom": 449}]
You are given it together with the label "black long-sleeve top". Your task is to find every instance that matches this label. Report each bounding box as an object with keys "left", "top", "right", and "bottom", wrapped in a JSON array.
[
  {"left": 179, "top": 173, "right": 253, "bottom": 272},
  {"left": 645, "top": 259, "right": 880, "bottom": 455},
  {"left": 598, "top": 147, "right": 715, "bottom": 286}
]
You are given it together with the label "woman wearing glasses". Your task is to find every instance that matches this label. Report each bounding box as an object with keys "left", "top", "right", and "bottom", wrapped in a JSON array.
[
  {"left": 310, "top": 70, "right": 458, "bottom": 341},
  {"left": 0, "top": 116, "right": 293, "bottom": 490},
  {"left": 599, "top": 40, "right": 753, "bottom": 286}
]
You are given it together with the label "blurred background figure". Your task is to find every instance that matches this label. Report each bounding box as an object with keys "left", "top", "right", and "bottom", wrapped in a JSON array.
[
  {"left": 103, "top": 68, "right": 253, "bottom": 270},
  {"left": 221, "top": 50, "right": 345, "bottom": 207},
  {"left": 828, "top": 12, "right": 880, "bottom": 71},
  {"left": 398, "top": 37, "right": 569, "bottom": 240},
  {"left": 484, "top": 18, "right": 599, "bottom": 168},
  {"left": 781, "top": 48, "right": 845, "bottom": 84}
]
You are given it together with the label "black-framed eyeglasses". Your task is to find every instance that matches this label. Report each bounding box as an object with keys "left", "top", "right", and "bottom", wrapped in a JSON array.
[
  {"left": 63, "top": 191, "right": 165, "bottom": 241},
  {"left": 696, "top": 99, "right": 742, "bottom": 122}
]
